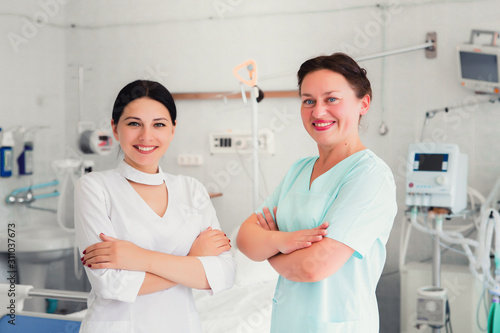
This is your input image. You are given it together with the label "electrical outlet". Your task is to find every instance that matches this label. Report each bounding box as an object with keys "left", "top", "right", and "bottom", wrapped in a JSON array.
[
  {"left": 209, "top": 130, "right": 274, "bottom": 154},
  {"left": 177, "top": 154, "right": 203, "bottom": 166}
]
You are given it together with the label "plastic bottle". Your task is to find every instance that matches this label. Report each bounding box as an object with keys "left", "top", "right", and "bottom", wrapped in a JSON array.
[
  {"left": 17, "top": 131, "right": 33, "bottom": 175},
  {"left": 0, "top": 129, "right": 14, "bottom": 177}
]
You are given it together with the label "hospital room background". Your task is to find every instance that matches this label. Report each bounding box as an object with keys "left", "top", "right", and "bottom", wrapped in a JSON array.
[{"left": 1, "top": 0, "right": 500, "bottom": 332}]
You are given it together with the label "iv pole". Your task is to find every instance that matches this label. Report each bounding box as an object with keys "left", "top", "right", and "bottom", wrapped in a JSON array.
[{"left": 234, "top": 60, "right": 260, "bottom": 210}]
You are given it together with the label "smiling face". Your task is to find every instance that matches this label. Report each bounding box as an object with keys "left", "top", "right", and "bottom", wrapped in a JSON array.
[
  {"left": 112, "top": 97, "right": 175, "bottom": 173},
  {"left": 300, "top": 69, "right": 370, "bottom": 151}
]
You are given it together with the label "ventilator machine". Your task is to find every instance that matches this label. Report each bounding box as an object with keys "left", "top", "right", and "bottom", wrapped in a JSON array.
[
  {"left": 405, "top": 143, "right": 468, "bottom": 214},
  {"left": 402, "top": 142, "right": 500, "bottom": 333}
]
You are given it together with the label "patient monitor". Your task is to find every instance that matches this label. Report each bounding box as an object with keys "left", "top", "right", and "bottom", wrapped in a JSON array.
[
  {"left": 457, "top": 29, "right": 500, "bottom": 94},
  {"left": 457, "top": 44, "right": 500, "bottom": 94},
  {"left": 405, "top": 143, "right": 468, "bottom": 213}
]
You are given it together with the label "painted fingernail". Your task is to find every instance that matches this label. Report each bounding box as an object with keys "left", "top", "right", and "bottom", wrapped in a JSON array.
[
  {"left": 88, "top": 264, "right": 92, "bottom": 267},
  {"left": 83, "top": 261, "right": 86, "bottom": 265},
  {"left": 80, "top": 257, "right": 84, "bottom": 261},
  {"left": 83, "top": 250, "right": 86, "bottom": 254}
]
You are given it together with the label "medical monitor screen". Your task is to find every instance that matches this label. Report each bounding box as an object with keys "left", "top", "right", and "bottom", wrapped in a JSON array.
[
  {"left": 413, "top": 153, "right": 448, "bottom": 172},
  {"left": 459, "top": 51, "right": 499, "bottom": 83}
]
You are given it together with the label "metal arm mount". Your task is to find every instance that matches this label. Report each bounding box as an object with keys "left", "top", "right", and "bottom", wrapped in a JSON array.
[
  {"left": 420, "top": 97, "right": 500, "bottom": 142},
  {"left": 355, "top": 31, "right": 437, "bottom": 62}
]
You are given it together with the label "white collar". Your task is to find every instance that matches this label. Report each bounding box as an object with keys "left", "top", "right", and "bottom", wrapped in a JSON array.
[{"left": 117, "top": 160, "right": 165, "bottom": 185}]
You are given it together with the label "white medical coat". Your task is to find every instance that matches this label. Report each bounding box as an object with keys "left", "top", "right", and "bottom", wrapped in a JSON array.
[{"left": 74, "top": 161, "right": 236, "bottom": 333}]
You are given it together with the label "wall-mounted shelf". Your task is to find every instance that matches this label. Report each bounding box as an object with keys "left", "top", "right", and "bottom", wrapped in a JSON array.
[{"left": 172, "top": 90, "right": 298, "bottom": 100}]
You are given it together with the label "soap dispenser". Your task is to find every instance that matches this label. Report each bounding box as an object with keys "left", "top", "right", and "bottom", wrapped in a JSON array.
[
  {"left": 17, "top": 130, "right": 33, "bottom": 175},
  {"left": 0, "top": 129, "right": 14, "bottom": 177}
]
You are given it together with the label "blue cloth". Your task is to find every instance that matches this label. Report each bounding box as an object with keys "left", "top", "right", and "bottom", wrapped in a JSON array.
[
  {"left": 258, "top": 150, "right": 397, "bottom": 332},
  {"left": 0, "top": 314, "right": 81, "bottom": 333}
]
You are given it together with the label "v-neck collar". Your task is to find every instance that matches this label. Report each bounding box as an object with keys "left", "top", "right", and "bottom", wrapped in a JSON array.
[{"left": 308, "top": 149, "right": 368, "bottom": 190}]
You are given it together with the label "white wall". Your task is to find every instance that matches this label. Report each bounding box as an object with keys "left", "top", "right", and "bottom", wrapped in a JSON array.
[
  {"left": 1, "top": 0, "right": 500, "bottom": 331},
  {"left": 0, "top": 0, "right": 67, "bottom": 228}
]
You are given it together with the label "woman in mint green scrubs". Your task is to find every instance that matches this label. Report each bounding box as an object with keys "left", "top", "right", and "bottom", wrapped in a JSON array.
[{"left": 237, "top": 53, "right": 397, "bottom": 332}]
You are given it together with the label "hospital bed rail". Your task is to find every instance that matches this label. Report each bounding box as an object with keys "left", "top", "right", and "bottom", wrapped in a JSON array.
[
  {"left": 0, "top": 283, "right": 88, "bottom": 333},
  {"left": 28, "top": 287, "right": 89, "bottom": 302}
]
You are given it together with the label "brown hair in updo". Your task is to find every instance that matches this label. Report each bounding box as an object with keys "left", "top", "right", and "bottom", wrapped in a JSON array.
[{"left": 297, "top": 52, "right": 372, "bottom": 101}]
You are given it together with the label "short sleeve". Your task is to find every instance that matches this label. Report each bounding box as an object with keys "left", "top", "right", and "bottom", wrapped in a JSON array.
[
  {"left": 323, "top": 163, "right": 397, "bottom": 259},
  {"left": 191, "top": 179, "right": 236, "bottom": 295},
  {"left": 74, "top": 176, "right": 145, "bottom": 302}
]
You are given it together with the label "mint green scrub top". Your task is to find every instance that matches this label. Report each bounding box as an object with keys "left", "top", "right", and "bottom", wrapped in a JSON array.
[{"left": 257, "top": 150, "right": 397, "bottom": 333}]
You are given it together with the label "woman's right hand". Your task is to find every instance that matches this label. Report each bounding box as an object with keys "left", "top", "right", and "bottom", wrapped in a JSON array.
[
  {"left": 274, "top": 222, "right": 329, "bottom": 254},
  {"left": 188, "top": 227, "right": 231, "bottom": 257},
  {"left": 256, "top": 206, "right": 329, "bottom": 254}
]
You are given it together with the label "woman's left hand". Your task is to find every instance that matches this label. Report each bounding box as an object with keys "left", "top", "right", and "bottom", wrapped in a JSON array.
[
  {"left": 81, "top": 233, "right": 147, "bottom": 271},
  {"left": 188, "top": 227, "right": 231, "bottom": 257},
  {"left": 256, "top": 206, "right": 279, "bottom": 231}
]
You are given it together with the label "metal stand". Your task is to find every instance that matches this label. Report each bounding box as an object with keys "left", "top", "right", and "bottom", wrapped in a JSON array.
[
  {"left": 250, "top": 86, "right": 259, "bottom": 210},
  {"left": 432, "top": 217, "right": 442, "bottom": 333},
  {"left": 233, "top": 60, "right": 261, "bottom": 210}
]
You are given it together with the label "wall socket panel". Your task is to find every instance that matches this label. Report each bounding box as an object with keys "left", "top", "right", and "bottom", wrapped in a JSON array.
[
  {"left": 209, "top": 130, "right": 274, "bottom": 154},
  {"left": 177, "top": 154, "right": 203, "bottom": 166}
]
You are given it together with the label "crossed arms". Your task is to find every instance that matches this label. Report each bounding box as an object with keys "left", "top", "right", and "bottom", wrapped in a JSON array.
[
  {"left": 236, "top": 207, "right": 354, "bottom": 283},
  {"left": 81, "top": 228, "right": 232, "bottom": 296}
]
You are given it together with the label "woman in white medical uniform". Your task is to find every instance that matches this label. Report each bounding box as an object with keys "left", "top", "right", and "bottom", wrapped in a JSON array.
[
  {"left": 76, "top": 80, "right": 236, "bottom": 333},
  {"left": 237, "top": 53, "right": 397, "bottom": 332}
]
